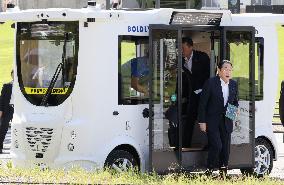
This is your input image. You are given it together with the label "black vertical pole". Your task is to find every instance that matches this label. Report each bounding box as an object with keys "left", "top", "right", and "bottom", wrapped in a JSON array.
[
  {"left": 221, "top": 27, "right": 226, "bottom": 61},
  {"left": 106, "top": 0, "right": 110, "bottom": 9},
  {"left": 148, "top": 25, "right": 154, "bottom": 172},
  {"left": 177, "top": 27, "right": 182, "bottom": 168},
  {"left": 142, "top": 0, "right": 145, "bottom": 8},
  {"left": 156, "top": 0, "right": 160, "bottom": 8},
  {"left": 210, "top": 31, "right": 215, "bottom": 77},
  {"left": 250, "top": 28, "right": 256, "bottom": 165}
]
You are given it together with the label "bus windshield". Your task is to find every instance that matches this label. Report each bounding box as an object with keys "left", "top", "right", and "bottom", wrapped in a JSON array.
[{"left": 17, "top": 21, "right": 79, "bottom": 106}]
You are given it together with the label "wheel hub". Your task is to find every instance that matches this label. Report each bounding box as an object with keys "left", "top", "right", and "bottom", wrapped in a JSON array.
[
  {"left": 112, "top": 158, "right": 133, "bottom": 172},
  {"left": 254, "top": 144, "right": 271, "bottom": 175}
]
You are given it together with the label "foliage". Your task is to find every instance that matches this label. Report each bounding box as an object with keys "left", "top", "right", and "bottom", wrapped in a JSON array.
[
  {"left": 0, "top": 166, "right": 283, "bottom": 184},
  {"left": 277, "top": 25, "right": 284, "bottom": 99},
  {"left": 0, "top": 22, "right": 14, "bottom": 90}
]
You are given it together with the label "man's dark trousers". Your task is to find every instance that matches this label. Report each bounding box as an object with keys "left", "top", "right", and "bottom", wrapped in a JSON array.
[
  {"left": 0, "top": 114, "right": 12, "bottom": 150},
  {"left": 207, "top": 115, "right": 231, "bottom": 169},
  {"left": 0, "top": 83, "right": 14, "bottom": 152},
  {"left": 181, "top": 50, "right": 210, "bottom": 148},
  {"left": 182, "top": 94, "right": 200, "bottom": 148}
]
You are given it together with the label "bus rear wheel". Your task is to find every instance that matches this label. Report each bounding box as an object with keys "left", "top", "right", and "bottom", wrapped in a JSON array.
[
  {"left": 240, "top": 138, "right": 273, "bottom": 177},
  {"left": 104, "top": 150, "right": 138, "bottom": 172}
]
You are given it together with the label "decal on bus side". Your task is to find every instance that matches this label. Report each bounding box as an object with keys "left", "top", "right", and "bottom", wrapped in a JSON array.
[
  {"left": 24, "top": 87, "right": 69, "bottom": 94},
  {"left": 128, "top": 25, "right": 149, "bottom": 33}
]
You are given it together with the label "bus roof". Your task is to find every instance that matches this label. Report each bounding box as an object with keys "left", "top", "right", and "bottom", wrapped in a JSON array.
[
  {"left": 0, "top": 7, "right": 232, "bottom": 25},
  {"left": 1, "top": 6, "right": 283, "bottom": 27}
]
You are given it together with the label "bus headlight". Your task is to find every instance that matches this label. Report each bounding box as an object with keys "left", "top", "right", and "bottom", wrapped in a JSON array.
[{"left": 68, "top": 143, "right": 74, "bottom": 151}]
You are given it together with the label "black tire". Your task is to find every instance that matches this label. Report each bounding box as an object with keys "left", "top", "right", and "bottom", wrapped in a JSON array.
[
  {"left": 240, "top": 138, "right": 273, "bottom": 177},
  {"left": 104, "top": 150, "right": 138, "bottom": 172}
]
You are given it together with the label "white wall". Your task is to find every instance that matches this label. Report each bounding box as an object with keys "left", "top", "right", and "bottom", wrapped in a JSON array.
[
  {"left": 121, "top": 0, "right": 139, "bottom": 8},
  {"left": 241, "top": 0, "right": 284, "bottom": 6},
  {"left": 16, "top": 0, "right": 139, "bottom": 10},
  {"left": 202, "top": 0, "right": 228, "bottom": 9},
  {"left": 12, "top": 0, "right": 284, "bottom": 11},
  {"left": 241, "top": 0, "right": 251, "bottom": 6},
  {"left": 272, "top": 0, "right": 284, "bottom": 5},
  {"left": 18, "top": 0, "right": 89, "bottom": 9}
]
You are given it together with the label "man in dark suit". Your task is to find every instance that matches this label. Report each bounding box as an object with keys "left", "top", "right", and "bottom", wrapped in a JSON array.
[
  {"left": 181, "top": 37, "right": 210, "bottom": 148},
  {"left": 0, "top": 70, "right": 14, "bottom": 154},
  {"left": 198, "top": 60, "right": 239, "bottom": 176}
]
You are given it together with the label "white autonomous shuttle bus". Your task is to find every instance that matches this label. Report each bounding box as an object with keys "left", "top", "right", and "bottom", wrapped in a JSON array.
[{"left": 0, "top": 1, "right": 281, "bottom": 177}]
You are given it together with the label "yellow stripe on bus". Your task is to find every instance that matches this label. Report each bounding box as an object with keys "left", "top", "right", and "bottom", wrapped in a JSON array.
[{"left": 24, "top": 88, "right": 69, "bottom": 94}]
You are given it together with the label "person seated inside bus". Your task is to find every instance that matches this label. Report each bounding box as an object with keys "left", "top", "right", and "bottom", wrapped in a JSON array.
[
  {"left": 181, "top": 37, "right": 210, "bottom": 148},
  {"left": 121, "top": 55, "right": 149, "bottom": 98},
  {"left": 119, "top": 39, "right": 149, "bottom": 105},
  {"left": 129, "top": 56, "right": 149, "bottom": 96}
]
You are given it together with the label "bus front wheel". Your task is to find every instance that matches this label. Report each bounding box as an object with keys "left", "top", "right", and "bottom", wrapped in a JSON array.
[
  {"left": 104, "top": 150, "right": 138, "bottom": 172},
  {"left": 240, "top": 138, "right": 273, "bottom": 177}
]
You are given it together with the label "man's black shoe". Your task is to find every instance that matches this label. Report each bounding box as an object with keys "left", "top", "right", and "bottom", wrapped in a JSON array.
[
  {"left": 219, "top": 166, "right": 228, "bottom": 179},
  {"left": 204, "top": 169, "right": 213, "bottom": 177}
]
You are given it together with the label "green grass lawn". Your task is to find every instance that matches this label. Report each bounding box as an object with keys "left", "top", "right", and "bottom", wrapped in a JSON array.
[
  {"left": 272, "top": 26, "right": 284, "bottom": 123},
  {"left": 0, "top": 165, "right": 283, "bottom": 184},
  {"left": 0, "top": 22, "right": 14, "bottom": 90},
  {"left": 121, "top": 42, "right": 136, "bottom": 65},
  {"left": 277, "top": 25, "right": 284, "bottom": 99}
]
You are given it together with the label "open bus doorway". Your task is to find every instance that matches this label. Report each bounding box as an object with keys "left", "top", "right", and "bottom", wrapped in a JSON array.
[
  {"left": 149, "top": 25, "right": 255, "bottom": 173},
  {"left": 180, "top": 29, "right": 220, "bottom": 152}
]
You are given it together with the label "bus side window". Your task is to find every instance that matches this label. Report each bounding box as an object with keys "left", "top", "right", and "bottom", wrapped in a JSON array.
[
  {"left": 255, "top": 37, "right": 264, "bottom": 101},
  {"left": 228, "top": 33, "right": 263, "bottom": 101},
  {"left": 118, "top": 36, "right": 149, "bottom": 105}
]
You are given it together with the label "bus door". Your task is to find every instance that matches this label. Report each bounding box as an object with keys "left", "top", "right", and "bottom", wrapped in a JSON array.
[
  {"left": 148, "top": 25, "right": 181, "bottom": 173},
  {"left": 148, "top": 25, "right": 221, "bottom": 173},
  {"left": 222, "top": 27, "right": 255, "bottom": 168}
]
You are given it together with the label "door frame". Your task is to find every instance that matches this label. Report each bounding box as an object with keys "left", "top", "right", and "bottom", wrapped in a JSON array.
[
  {"left": 148, "top": 24, "right": 182, "bottom": 172},
  {"left": 148, "top": 24, "right": 256, "bottom": 172},
  {"left": 221, "top": 26, "right": 256, "bottom": 168}
]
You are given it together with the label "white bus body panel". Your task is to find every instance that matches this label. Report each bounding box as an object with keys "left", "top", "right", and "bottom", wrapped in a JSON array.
[{"left": 1, "top": 8, "right": 281, "bottom": 169}]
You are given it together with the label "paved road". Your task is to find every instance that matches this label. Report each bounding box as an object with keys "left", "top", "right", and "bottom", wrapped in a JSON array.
[
  {"left": 269, "top": 154, "right": 284, "bottom": 179},
  {"left": 1, "top": 128, "right": 284, "bottom": 179}
]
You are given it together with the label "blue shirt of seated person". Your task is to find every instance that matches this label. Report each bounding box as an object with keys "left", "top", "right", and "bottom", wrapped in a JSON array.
[
  {"left": 130, "top": 56, "right": 149, "bottom": 95},
  {"left": 131, "top": 56, "right": 149, "bottom": 79},
  {"left": 121, "top": 56, "right": 149, "bottom": 95}
]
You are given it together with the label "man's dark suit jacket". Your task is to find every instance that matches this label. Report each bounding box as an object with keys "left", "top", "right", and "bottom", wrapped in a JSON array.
[
  {"left": 198, "top": 76, "right": 239, "bottom": 133},
  {"left": 0, "top": 83, "right": 13, "bottom": 122},
  {"left": 182, "top": 50, "right": 210, "bottom": 115}
]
